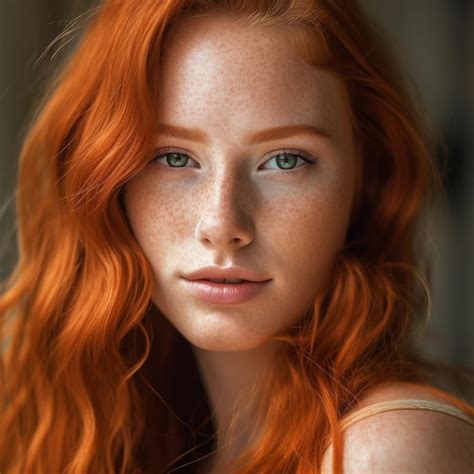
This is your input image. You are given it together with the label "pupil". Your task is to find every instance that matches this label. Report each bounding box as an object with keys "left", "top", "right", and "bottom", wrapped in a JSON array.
[
  {"left": 277, "top": 153, "right": 297, "bottom": 169},
  {"left": 168, "top": 153, "right": 187, "bottom": 167}
]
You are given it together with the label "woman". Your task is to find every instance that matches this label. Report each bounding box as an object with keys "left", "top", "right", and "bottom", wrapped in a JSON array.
[{"left": 0, "top": 0, "right": 473, "bottom": 473}]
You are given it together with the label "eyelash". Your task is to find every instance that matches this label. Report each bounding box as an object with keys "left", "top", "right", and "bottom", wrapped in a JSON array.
[{"left": 150, "top": 147, "right": 317, "bottom": 173}]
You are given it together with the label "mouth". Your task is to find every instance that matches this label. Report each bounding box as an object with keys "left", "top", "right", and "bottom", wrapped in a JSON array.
[
  {"left": 180, "top": 278, "right": 271, "bottom": 304},
  {"left": 197, "top": 278, "right": 251, "bottom": 284},
  {"left": 182, "top": 266, "right": 271, "bottom": 283}
]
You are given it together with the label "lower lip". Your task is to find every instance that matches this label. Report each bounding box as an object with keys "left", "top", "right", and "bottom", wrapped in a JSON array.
[{"left": 181, "top": 278, "right": 271, "bottom": 304}]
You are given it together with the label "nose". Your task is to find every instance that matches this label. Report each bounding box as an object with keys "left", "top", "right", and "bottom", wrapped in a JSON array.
[{"left": 195, "top": 172, "right": 254, "bottom": 251}]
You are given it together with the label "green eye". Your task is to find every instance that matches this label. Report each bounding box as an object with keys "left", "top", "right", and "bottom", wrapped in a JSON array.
[
  {"left": 151, "top": 149, "right": 316, "bottom": 172},
  {"left": 259, "top": 150, "right": 316, "bottom": 172},
  {"left": 273, "top": 153, "right": 300, "bottom": 170},
  {"left": 160, "top": 152, "right": 190, "bottom": 167}
]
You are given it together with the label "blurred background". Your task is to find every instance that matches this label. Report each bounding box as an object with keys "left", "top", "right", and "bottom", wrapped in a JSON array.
[{"left": 0, "top": 1, "right": 473, "bottom": 374}]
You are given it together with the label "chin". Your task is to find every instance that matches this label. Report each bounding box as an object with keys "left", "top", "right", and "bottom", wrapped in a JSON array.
[
  {"left": 192, "top": 340, "right": 265, "bottom": 352},
  {"left": 185, "top": 325, "right": 272, "bottom": 353}
]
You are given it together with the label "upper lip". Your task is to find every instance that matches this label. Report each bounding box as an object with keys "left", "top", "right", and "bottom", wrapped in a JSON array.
[{"left": 182, "top": 266, "right": 271, "bottom": 282}]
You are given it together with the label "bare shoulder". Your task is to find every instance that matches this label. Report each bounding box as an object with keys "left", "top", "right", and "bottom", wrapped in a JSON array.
[{"left": 321, "top": 382, "right": 474, "bottom": 473}]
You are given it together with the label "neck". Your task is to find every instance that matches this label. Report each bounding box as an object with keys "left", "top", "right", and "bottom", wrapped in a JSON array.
[{"left": 191, "top": 338, "right": 283, "bottom": 465}]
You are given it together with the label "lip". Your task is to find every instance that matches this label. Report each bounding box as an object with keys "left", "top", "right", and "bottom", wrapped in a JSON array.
[
  {"left": 181, "top": 278, "right": 271, "bottom": 304},
  {"left": 182, "top": 265, "right": 271, "bottom": 283}
]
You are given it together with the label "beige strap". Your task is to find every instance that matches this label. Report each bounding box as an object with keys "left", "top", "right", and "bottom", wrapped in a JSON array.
[{"left": 340, "top": 398, "right": 474, "bottom": 431}]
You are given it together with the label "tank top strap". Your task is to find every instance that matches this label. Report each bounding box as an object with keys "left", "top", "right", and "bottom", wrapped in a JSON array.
[{"left": 340, "top": 398, "right": 474, "bottom": 431}]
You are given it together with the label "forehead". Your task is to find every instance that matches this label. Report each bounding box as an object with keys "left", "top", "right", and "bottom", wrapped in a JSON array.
[{"left": 157, "top": 15, "right": 349, "bottom": 139}]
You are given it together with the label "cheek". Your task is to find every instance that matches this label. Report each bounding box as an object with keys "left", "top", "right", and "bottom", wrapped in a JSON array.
[
  {"left": 123, "top": 174, "right": 190, "bottom": 252},
  {"left": 278, "top": 194, "right": 349, "bottom": 290},
  {"left": 276, "top": 168, "right": 354, "bottom": 296}
]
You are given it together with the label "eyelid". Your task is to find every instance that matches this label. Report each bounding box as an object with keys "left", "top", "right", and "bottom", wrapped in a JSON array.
[
  {"left": 152, "top": 147, "right": 200, "bottom": 167},
  {"left": 260, "top": 149, "right": 316, "bottom": 170}
]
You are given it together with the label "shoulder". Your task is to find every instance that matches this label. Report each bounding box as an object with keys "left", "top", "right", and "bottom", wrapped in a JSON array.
[{"left": 321, "top": 382, "right": 474, "bottom": 473}]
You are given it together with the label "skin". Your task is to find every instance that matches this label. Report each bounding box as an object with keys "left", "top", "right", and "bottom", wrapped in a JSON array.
[
  {"left": 321, "top": 383, "right": 474, "bottom": 473},
  {"left": 123, "top": 15, "right": 357, "bottom": 471}
]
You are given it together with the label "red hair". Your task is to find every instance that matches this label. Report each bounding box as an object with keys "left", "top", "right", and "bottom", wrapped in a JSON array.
[{"left": 1, "top": 0, "right": 473, "bottom": 473}]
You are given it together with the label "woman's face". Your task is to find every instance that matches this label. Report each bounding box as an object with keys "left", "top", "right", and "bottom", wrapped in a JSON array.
[{"left": 123, "top": 16, "right": 357, "bottom": 351}]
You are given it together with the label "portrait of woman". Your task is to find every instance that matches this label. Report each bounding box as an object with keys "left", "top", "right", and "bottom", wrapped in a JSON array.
[{"left": 0, "top": 0, "right": 473, "bottom": 473}]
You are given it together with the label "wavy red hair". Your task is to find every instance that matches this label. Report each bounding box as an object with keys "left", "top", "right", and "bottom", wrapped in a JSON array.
[{"left": 1, "top": 0, "right": 473, "bottom": 473}]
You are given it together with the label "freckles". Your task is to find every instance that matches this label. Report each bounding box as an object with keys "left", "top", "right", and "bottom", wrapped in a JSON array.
[
  {"left": 264, "top": 199, "right": 309, "bottom": 251},
  {"left": 124, "top": 180, "right": 169, "bottom": 246},
  {"left": 169, "top": 204, "right": 192, "bottom": 237},
  {"left": 282, "top": 192, "right": 337, "bottom": 246},
  {"left": 129, "top": 198, "right": 159, "bottom": 248},
  {"left": 148, "top": 189, "right": 191, "bottom": 238}
]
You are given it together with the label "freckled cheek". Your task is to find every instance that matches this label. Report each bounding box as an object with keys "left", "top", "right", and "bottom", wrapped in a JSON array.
[
  {"left": 280, "top": 189, "right": 351, "bottom": 285},
  {"left": 124, "top": 177, "right": 203, "bottom": 252}
]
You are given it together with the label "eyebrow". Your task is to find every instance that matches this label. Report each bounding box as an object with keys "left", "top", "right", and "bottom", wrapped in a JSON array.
[{"left": 155, "top": 123, "right": 332, "bottom": 145}]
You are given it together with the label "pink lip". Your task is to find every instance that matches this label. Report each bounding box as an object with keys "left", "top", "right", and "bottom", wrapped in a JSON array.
[{"left": 181, "top": 278, "right": 271, "bottom": 304}]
